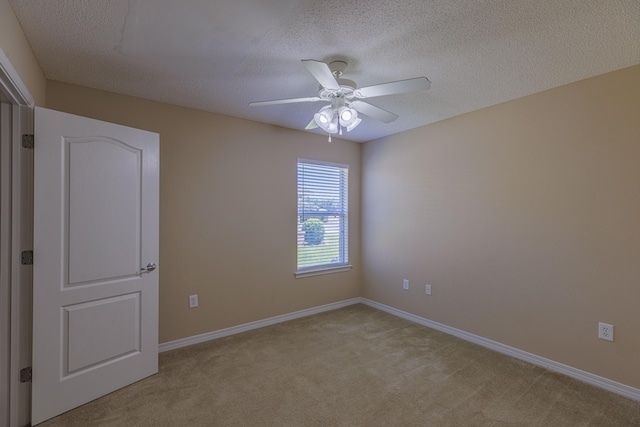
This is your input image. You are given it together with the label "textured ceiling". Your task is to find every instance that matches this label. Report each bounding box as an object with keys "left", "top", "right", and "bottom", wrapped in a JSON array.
[{"left": 9, "top": 0, "right": 640, "bottom": 142}]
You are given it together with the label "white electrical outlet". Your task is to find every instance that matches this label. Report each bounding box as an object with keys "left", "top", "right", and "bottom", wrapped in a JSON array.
[
  {"left": 189, "top": 294, "right": 199, "bottom": 308},
  {"left": 403, "top": 279, "right": 409, "bottom": 290},
  {"left": 425, "top": 284, "right": 431, "bottom": 295},
  {"left": 598, "top": 322, "right": 614, "bottom": 342}
]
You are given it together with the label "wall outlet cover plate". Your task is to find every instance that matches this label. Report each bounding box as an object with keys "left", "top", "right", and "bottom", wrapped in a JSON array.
[{"left": 598, "top": 322, "right": 614, "bottom": 342}]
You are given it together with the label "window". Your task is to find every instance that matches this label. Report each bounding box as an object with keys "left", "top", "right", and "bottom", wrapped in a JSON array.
[{"left": 296, "top": 160, "right": 351, "bottom": 277}]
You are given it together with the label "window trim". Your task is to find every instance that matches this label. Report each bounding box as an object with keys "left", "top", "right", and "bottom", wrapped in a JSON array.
[
  {"left": 295, "top": 159, "right": 350, "bottom": 278},
  {"left": 294, "top": 264, "right": 353, "bottom": 279}
]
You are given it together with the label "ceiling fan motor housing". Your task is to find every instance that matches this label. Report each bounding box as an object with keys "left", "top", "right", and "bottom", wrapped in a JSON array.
[{"left": 329, "top": 60, "right": 348, "bottom": 75}]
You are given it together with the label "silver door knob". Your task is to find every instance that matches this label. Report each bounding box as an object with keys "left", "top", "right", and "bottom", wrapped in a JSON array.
[{"left": 141, "top": 262, "right": 156, "bottom": 273}]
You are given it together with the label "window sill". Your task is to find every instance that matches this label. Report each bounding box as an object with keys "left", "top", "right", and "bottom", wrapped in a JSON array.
[{"left": 295, "top": 264, "right": 353, "bottom": 278}]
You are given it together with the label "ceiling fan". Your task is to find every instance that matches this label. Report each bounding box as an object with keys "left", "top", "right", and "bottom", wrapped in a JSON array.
[{"left": 249, "top": 60, "right": 431, "bottom": 140}]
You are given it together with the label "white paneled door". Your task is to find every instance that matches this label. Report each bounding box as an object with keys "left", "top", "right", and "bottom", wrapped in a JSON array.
[{"left": 32, "top": 107, "right": 159, "bottom": 425}]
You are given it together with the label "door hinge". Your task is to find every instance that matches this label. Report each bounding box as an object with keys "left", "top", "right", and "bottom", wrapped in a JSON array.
[
  {"left": 22, "top": 134, "right": 34, "bottom": 149},
  {"left": 21, "top": 250, "right": 33, "bottom": 265},
  {"left": 20, "top": 366, "right": 32, "bottom": 383}
]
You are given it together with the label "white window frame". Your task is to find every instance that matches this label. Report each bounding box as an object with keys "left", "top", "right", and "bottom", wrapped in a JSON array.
[{"left": 295, "top": 159, "right": 352, "bottom": 278}]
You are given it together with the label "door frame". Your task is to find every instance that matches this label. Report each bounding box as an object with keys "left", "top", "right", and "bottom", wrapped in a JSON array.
[{"left": 0, "top": 47, "right": 35, "bottom": 427}]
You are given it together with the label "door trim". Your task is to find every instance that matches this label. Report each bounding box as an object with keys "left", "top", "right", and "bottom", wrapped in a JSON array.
[
  {"left": 0, "top": 49, "right": 34, "bottom": 108},
  {"left": 0, "top": 47, "right": 34, "bottom": 427}
]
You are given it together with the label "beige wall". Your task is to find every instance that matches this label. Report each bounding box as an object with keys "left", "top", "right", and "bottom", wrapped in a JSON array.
[
  {"left": 0, "top": 0, "right": 46, "bottom": 104},
  {"left": 46, "top": 81, "right": 362, "bottom": 343},
  {"left": 362, "top": 64, "right": 640, "bottom": 389}
]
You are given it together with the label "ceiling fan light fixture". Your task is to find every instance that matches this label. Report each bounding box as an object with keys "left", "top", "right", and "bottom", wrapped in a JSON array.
[
  {"left": 314, "top": 106, "right": 333, "bottom": 124},
  {"left": 345, "top": 117, "right": 362, "bottom": 132},
  {"left": 315, "top": 104, "right": 360, "bottom": 136},
  {"left": 338, "top": 106, "right": 360, "bottom": 131},
  {"left": 338, "top": 106, "right": 353, "bottom": 122},
  {"left": 314, "top": 106, "right": 339, "bottom": 133},
  {"left": 326, "top": 116, "right": 339, "bottom": 133}
]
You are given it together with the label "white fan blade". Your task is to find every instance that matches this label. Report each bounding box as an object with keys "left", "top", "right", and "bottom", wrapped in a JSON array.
[
  {"left": 305, "top": 118, "right": 319, "bottom": 130},
  {"left": 350, "top": 101, "right": 399, "bottom": 123},
  {"left": 301, "top": 60, "right": 340, "bottom": 90},
  {"left": 355, "top": 77, "right": 431, "bottom": 98},
  {"left": 249, "top": 96, "right": 322, "bottom": 106}
]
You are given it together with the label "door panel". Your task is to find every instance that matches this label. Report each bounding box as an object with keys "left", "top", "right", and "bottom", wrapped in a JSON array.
[
  {"left": 67, "top": 137, "right": 142, "bottom": 284},
  {"left": 64, "top": 292, "right": 141, "bottom": 374},
  {"left": 32, "top": 107, "right": 159, "bottom": 425}
]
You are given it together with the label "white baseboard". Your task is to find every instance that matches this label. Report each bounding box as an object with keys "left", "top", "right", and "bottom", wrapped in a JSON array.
[
  {"left": 360, "top": 298, "right": 640, "bottom": 402},
  {"left": 158, "top": 298, "right": 362, "bottom": 353},
  {"left": 158, "top": 296, "right": 640, "bottom": 401}
]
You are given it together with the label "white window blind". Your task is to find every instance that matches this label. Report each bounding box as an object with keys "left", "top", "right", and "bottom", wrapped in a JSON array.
[{"left": 297, "top": 160, "right": 349, "bottom": 273}]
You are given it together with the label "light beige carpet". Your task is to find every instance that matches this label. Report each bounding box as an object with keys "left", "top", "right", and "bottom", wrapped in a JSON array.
[{"left": 39, "top": 304, "right": 639, "bottom": 426}]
